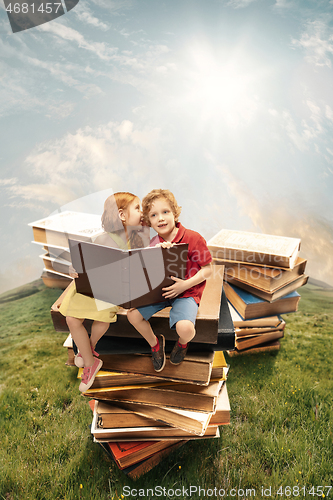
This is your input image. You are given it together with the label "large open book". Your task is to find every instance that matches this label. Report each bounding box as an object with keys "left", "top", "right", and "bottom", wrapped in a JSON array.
[{"left": 69, "top": 239, "right": 188, "bottom": 309}]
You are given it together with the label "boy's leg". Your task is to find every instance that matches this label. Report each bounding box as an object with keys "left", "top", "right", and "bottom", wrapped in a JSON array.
[
  {"left": 127, "top": 309, "right": 157, "bottom": 347},
  {"left": 169, "top": 298, "right": 198, "bottom": 365},
  {"left": 175, "top": 319, "right": 196, "bottom": 344},
  {"left": 127, "top": 307, "right": 166, "bottom": 372}
]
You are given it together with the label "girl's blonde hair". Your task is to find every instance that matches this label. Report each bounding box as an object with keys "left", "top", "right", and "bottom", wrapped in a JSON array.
[
  {"left": 101, "top": 192, "right": 138, "bottom": 232},
  {"left": 142, "top": 189, "right": 181, "bottom": 226}
]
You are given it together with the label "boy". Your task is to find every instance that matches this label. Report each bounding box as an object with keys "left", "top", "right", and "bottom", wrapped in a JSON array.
[{"left": 127, "top": 189, "right": 213, "bottom": 372}]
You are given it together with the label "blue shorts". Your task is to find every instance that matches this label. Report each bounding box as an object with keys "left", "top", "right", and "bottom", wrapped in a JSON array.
[{"left": 137, "top": 296, "right": 199, "bottom": 330}]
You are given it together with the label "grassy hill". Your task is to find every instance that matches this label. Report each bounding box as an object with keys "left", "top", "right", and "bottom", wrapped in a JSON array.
[{"left": 0, "top": 281, "right": 333, "bottom": 500}]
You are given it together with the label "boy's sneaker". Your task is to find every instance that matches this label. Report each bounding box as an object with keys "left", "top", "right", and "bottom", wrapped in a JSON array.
[
  {"left": 79, "top": 357, "right": 103, "bottom": 392},
  {"left": 151, "top": 334, "right": 165, "bottom": 372},
  {"left": 74, "top": 348, "right": 99, "bottom": 368},
  {"left": 170, "top": 341, "right": 188, "bottom": 365}
]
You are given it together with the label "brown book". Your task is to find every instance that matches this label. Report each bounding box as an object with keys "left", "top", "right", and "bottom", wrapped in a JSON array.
[
  {"left": 41, "top": 270, "right": 72, "bottom": 289},
  {"left": 44, "top": 244, "right": 71, "bottom": 262},
  {"left": 41, "top": 253, "right": 71, "bottom": 276},
  {"left": 90, "top": 351, "right": 214, "bottom": 386},
  {"left": 224, "top": 282, "right": 300, "bottom": 320},
  {"left": 208, "top": 229, "right": 301, "bottom": 269},
  {"left": 235, "top": 319, "right": 285, "bottom": 337},
  {"left": 76, "top": 350, "right": 227, "bottom": 388},
  {"left": 107, "top": 439, "right": 183, "bottom": 469},
  {"left": 69, "top": 239, "right": 188, "bottom": 309},
  {"left": 85, "top": 379, "right": 224, "bottom": 413},
  {"left": 228, "top": 303, "right": 282, "bottom": 328},
  {"left": 91, "top": 410, "right": 220, "bottom": 440},
  {"left": 29, "top": 211, "right": 104, "bottom": 248},
  {"left": 225, "top": 274, "right": 308, "bottom": 302},
  {"left": 98, "top": 440, "right": 188, "bottom": 478},
  {"left": 209, "top": 384, "right": 230, "bottom": 425},
  {"left": 224, "top": 257, "right": 307, "bottom": 290},
  {"left": 51, "top": 264, "right": 224, "bottom": 344},
  {"left": 235, "top": 324, "right": 285, "bottom": 337},
  {"left": 118, "top": 402, "right": 214, "bottom": 436},
  {"left": 82, "top": 369, "right": 160, "bottom": 388},
  {"left": 235, "top": 328, "right": 284, "bottom": 350},
  {"left": 95, "top": 402, "right": 164, "bottom": 429},
  {"left": 228, "top": 340, "right": 281, "bottom": 356}
]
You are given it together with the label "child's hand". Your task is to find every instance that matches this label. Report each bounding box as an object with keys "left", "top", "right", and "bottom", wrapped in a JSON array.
[
  {"left": 155, "top": 241, "right": 174, "bottom": 249},
  {"left": 69, "top": 265, "right": 79, "bottom": 278},
  {"left": 162, "top": 276, "right": 187, "bottom": 299}
]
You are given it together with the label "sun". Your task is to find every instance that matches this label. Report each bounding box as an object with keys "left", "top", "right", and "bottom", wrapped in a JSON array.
[{"left": 181, "top": 41, "right": 266, "bottom": 128}]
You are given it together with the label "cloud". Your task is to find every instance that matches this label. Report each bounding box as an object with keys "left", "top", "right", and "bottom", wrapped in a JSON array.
[
  {"left": 217, "top": 166, "right": 333, "bottom": 286},
  {"left": 3, "top": 120, "right": 166, "bottom": 211},
  {"left": 74, "top": 0, "right": 109, "bottom": 30},
  {"left": 292, "top": 20, "right": 333, "bottom": 67},
  {"left": 0, "top": 178, "right": 17, "bottom": 186},
  {"left": 225, "top": 0, "right": 258, "bottom": 8},
  {"left": 268, "top": 97, "right": 331, "bottom": 151},
  {"left": 38, "top": 21, "right": 118, "bottom": 60},
  {"left": 89, "top": 0, "right": 134, "bottom": 13}
]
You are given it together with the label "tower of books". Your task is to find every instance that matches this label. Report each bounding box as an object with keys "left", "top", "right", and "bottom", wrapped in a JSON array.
[
  {"left": 29, "top": 212, "right": 235, "bottom": 479},
  {"left": 207, "top": 229, "right": 308, "bottom": 356}
]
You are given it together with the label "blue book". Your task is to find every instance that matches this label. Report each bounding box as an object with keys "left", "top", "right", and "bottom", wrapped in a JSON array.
[{"left": 224, "top": 282, "right": 300, "bottom": 320}]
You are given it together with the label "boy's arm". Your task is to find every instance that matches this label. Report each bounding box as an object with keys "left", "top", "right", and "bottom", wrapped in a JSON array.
[{"left": 162, "top": 262, "right": 213, "bottom": 299}]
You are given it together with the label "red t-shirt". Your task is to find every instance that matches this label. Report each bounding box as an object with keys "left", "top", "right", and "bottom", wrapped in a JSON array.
[{"left": 150, "top": 222, "right": 212, "bottom": 304}]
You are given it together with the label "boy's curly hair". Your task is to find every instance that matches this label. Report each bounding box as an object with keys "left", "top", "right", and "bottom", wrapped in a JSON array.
[{"left": 142, "top": 189, "right": 182, "bottom": 226}]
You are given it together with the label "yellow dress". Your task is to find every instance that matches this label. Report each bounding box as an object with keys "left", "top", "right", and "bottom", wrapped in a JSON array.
[{"left": 59, "top": 231, "right": 129, "bottom": 323}]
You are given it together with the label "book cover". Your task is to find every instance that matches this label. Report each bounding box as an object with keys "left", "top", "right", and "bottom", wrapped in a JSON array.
[
  {"left": 224, "top": 257, "right": 307, "bottom": 290},
  {"left": 208, "top": 229, "right": 301, "bottom": 269},
  {"left": 29, "top": 211, "right": 104, "bottom": 248},
  {"left": 69, "top": 238, "right": 188, "bottom": 308},
  {"left": 224, "top": 282, "right": 300, "bottom": 320},
  {"left": 225, "top": 274, "right": 308, "bottom": 302}
]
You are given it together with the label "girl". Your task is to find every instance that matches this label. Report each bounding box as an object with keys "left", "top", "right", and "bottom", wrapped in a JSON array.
[{"left": 59, "top": 192, "right": 148, "bottom": 392}]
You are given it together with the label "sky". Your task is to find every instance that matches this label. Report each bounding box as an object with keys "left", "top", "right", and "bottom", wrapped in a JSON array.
[{"left": 1, "top": 0, "right": 333, "bottom": 293}]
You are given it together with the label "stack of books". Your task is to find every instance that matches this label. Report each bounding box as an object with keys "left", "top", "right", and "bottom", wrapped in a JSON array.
[
  {"left": 30, "top": 211, "right": 235, "bottom": 477},
  {"left": 208, "top": 229, "right": 308, "bottom": 356},
  {"left": 81, "top": 349, "right": 230, "bottom": 479},
  {"left": 29, "top": 211, "right": 104, "bottom": 289},
  {"left": 50, "top": 263, "right": 234, "bottom": 478}
]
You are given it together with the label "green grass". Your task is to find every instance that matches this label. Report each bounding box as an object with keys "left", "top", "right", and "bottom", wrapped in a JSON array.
[{"left": 1, "top": 281, "right": 333, "bottom": 499}]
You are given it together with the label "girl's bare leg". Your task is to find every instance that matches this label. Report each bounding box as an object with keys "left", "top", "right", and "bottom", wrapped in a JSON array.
[
  {"left": 90, "top": 320, "right": 110, "bottom": 350},
  {"left": 66, "top": 316, "right": 94, "bottom": 367}
]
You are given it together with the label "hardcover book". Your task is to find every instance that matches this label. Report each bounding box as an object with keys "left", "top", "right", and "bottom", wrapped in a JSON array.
[
  {"left": 227, "top": 340, "right": 281, "bottom": 356},
  {"left": 84, "top": 379, "right": 224, "bottom": 413},
  {"left": 69, "top": 238, "right": 188, "bottom": 308},
  {"left": 225, "top": 274, "right": 308, "bottom": 302},
  {"left": 107, "top": 439, "right": 182, "bottom": 469},
  {"left": 208, "top": 229, "right": 301, "bottom": 269},
  {"left": 224, "top": 282, "right": 300, "bottom": 320},
  {"left": 223, "top": 257, "right": 307, "bottom": 291},
  {"left": 29, "top": 211, "right": 104, "bottom": 248},
  {"left": 97, "top": 440, "right": 188, "bottom": 478},
  {"left": 235, "top": 327, "right": 285, "bottom": 350}
]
